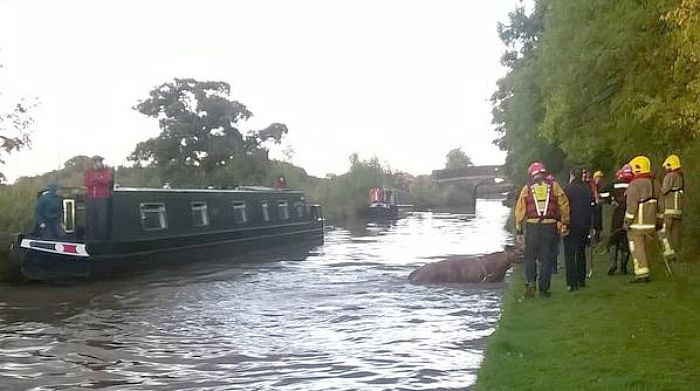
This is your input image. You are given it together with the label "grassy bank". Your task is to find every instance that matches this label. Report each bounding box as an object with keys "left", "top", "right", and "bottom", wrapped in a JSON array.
[{"left": 477, "top": 248, "right": 700, "bottom": 390}]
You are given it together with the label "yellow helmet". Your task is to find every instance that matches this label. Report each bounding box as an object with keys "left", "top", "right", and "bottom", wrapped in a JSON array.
[
  {"left": 663, "top": 154, "right": 681, "bottom": 171},
  {"left": 629, "top": 156, "right": 651, "bottom": 176},
  {"left": 593, "top": 170, "right": 604, "bottom": 179}
]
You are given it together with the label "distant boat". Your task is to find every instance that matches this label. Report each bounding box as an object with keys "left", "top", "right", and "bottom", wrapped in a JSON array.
[
  {"left": 366, "top": 187, "right": 413, "bottom": 220},
  {"left": 6, "top": 186, "right": 324, "bottom": 282}
]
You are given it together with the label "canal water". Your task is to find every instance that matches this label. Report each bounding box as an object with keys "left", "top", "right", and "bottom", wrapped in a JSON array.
[{"left": 0, "top": 200, "right": 511, "bottom": 390}]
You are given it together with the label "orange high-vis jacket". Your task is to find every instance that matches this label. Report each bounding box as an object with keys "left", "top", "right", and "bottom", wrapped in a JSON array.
[{"left": 514, "top": 180, "right": 571, "bottom": 233}]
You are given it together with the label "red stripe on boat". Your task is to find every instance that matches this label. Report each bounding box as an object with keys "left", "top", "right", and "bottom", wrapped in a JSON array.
[{"left": 63, "top": 244, "right": 78, "bottom": 254}]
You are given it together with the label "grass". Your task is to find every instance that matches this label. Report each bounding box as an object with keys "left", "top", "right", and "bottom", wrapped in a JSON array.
[{"left": 476, "top": 245, "right": 700, "bottom": 390}]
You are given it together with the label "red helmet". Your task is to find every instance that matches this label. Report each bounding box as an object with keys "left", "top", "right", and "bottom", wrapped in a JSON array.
[
  {"left": 616, "top": 164, "right": 634, "bottom": 183},
  {"left": 528, "top": 162, "right": 547, "bottom": 179}
]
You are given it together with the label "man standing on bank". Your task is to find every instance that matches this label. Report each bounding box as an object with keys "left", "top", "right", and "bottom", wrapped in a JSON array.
[
  {"left": 563, "top": 167, "right": 595, "bottom": 291},
  {"left": 84, "top": 155, "right": 113, "bottom": 240},
  {"left": 624, "top": 155, "right": 664, "bottom": 282},
  {"left": 660, "top": 154, "right": 684, "bottom": 260},
  {"left": 515, "top": 162, "right": 571, "bottom": 298}
]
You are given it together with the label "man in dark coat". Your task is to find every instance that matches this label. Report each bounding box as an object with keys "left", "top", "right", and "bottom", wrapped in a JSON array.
[
  {"left": 563, "top": 167, "right": 595, "bottom": 291},
  {"left": 34, "top": 182, "right": 64, "bottom": 239}
]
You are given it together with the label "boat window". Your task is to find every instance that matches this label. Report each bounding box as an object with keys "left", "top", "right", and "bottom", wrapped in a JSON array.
[
  {"left": 140, "top": 203, "right": 167, "bottom": 230},
  {"left": 63, "top": 199, "right": 75, "bottom": 233},
  {"left": 233, "top": 201, "right": 248, "bottom": 223},
  {"left": 277, "top": 200, "right": 290, "bottom": 220},
  {"left": 261, "top": 201, "right": 270, "bottom": 222},
  {"left": 191, "top": 202, "right": 209, "bottom": 227}
]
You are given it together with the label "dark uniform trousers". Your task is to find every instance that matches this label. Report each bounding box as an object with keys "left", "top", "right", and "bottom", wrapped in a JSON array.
[
  {"left": 524, "top": 222, "right": 557, "bottom": 293},
  {"left": 86, "top": 198, "right": 110, "bottom": 240},
  {"left": 564, "top": 228, "right": 588, "bottom": 288}
]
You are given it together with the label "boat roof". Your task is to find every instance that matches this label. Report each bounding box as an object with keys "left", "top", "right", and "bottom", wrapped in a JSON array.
[{"left": 113, "top": 186, "right": 303, "bottom": 194}]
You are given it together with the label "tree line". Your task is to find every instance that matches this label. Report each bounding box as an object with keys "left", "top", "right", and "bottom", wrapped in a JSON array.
[
  {"left": 0, "top": 77, "right": 464, "bottom": 231},
  {"left": 494, "top": 0, "right": 700, "bottom": 256}
]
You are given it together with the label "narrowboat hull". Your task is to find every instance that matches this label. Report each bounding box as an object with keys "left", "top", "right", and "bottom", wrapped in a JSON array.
[
  {"left": 366, "top": 205, "right": 412, "bottom": 220},
  {"left": 9, "top": 222, "right": 323, "bottom": 282}
]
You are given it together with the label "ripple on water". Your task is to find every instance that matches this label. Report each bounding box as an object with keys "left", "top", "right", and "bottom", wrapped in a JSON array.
[{"left": 0, "top": 200, "right": 511, "bottom": 390}]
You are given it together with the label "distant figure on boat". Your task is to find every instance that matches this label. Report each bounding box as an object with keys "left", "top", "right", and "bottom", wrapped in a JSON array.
[
  {"left": 408, "top": 246, "right": 520, "bottom": 284},
  {"left": 84, "top": 155, "right": 113, "bottom": 240},
  {"left": 34, "top": 182, "right": 64, "bottom": 239},
  {"left": 274, "top": 175, "right": 287, "bottom": 190}
]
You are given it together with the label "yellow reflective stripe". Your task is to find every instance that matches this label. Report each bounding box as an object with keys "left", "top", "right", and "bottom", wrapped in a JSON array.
[
  {"left": 665, "top": 209, "right": 682, "bottom": 215},
  {"left": 657, "top": 213, "right": 665, "bottom": 219},
  {"left": 525, "top": 218, "right": 557, "bottom": 224},
  {"left": 637, "top": 267, "right": 649, "bottom": 276},
  {"left": 625, "top": 212, "right": 636, "bottom": 220},
  {"left": 674, "top": 192, "right": 680, "bottom": 210},
  {"left": 638, "top": 204, "right": 644, "bottom": 226},
  {"left": 630, "top": 224, "right": 656, "bottom": 230},
  {"left": 614, "top": 183, "right": 628, "bottom": 189},
  {"left": 599, "top": 192, "right": 611, "bottom": 198}
]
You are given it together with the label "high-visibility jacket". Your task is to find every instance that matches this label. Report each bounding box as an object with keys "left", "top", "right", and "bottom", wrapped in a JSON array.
[
  {"left": 625, "top": 176, "right": 664, "bottom": 231},
  {"left": 515, "top": 179, "right": 570, "bottom": 233},
  {"left": 661, "top": 170, "right": 684, "bottom": 218}
]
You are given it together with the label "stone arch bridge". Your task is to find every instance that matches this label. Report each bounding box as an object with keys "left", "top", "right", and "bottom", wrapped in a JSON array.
[{"left": 430, "top": 165, "right": 515, "bottom": 212}]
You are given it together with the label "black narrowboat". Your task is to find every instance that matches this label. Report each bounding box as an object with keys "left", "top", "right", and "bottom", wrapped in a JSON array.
[{"left": 7, "top": 186, "right": 323, "bottom": 281}]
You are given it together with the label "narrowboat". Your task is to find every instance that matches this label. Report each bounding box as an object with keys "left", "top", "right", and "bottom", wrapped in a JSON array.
[
  {"left": 6, "top": 186, "right": 323, "bottom": 281},
  {"left": 366, "top": 187, "right": 413, "bottom": 220}
]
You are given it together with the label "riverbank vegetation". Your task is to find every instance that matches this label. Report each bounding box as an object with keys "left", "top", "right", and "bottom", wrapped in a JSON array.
[
  {"left": 477, "top": 251, "right": 700, "bottom": 389},
  {"left": 0, "top": 74, "right": 483, "bottom": 234},
  {"left": 493, "top": 0, "right": 700, "bottom": 258}
]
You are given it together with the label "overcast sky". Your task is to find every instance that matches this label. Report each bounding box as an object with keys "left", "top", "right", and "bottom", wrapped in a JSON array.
[{"left": 0, "top": 0, "right": 521, "bottom": 182}]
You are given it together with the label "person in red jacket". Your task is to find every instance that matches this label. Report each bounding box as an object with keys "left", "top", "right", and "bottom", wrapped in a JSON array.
[{"left": 84, "top": 155, "right": 113, "bottom": 240}]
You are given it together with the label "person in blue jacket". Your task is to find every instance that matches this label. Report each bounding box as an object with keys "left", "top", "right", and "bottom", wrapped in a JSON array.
[{"left": 34, "top": 182, "right": 64, "bottom": 239}]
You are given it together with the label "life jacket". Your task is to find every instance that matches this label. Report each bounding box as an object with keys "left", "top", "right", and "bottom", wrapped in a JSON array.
[
  {"left": 663, "top": 171, "right": 684, "bottom": 217},
  {"left": 525, "top": 179, "right": 559, "bottom": 221}
]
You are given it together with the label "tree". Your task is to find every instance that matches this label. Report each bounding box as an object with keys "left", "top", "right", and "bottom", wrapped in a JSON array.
[
  {"left": 63, "top": 155, "right": 91, "bottom": 172},
  {"left": 445, "top": 148, "right": 473, "bottom": 169},
  {"left": 0, "top": 62, "right": 36, "bottom": 182},
  {"left": 129, "top": 78, "right": 288, "bottom": 185}
]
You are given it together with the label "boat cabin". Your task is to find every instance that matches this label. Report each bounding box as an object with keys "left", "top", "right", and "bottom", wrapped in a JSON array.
[
  {"left": 56, "top": 186, "right": 321, "bottom": 243},
  {"left": 369, "top": 187, "right": 402, "bottom": 208}
]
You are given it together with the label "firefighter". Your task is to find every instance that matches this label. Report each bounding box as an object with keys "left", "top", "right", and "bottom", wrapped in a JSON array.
[
  {"left": 660, "top": 154, "right": 683, "bottom": 259},
  {"left": 515, "top": 162, "right": 571, "bottom": 298},
  {"left": 607, "top": 164, "right": 633, "bottom": 275},
  {"left": 624, "top": 156, "right": 664, "bottom": 282}
]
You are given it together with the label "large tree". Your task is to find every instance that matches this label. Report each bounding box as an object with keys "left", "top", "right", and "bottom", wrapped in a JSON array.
[
  {"left": 130, "top": 78, "right": 288, "bottom": 184},
  {"left": 445, "top": 148, "right": 473, "bottom": 169},
  {"left": 491, "top": 2, "right": 566, "bottom": 181}
]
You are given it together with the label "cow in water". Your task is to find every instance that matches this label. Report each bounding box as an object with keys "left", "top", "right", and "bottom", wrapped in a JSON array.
[{"left": 409, "top": 246, "right": 521, "bottom": 284}]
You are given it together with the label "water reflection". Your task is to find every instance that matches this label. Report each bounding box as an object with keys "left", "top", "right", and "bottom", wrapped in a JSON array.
[{"left": 0, "top": 199, "right": 510, "bottom": 390}]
